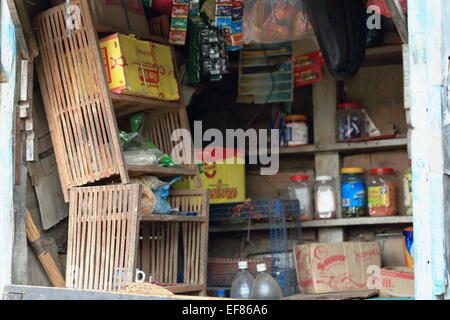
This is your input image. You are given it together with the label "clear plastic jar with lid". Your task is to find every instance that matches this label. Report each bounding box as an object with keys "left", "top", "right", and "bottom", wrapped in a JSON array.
[
  {"left": 285, "top": 115, "right": 308, "bottom": 147},
  {"left": 315, "top": 176, "right": 337, "bottom": 219},
  {"left": 288, "top": 175, "right": 313, "bottom": 221},
  {"left": 367, "top": 168, "right": 397, "bottom": 217},
  {"left": 341, "top": 168, "right": 367, "bottom": 218},
  {"left": 336, "top": 103, "right": 366, "bottom": 142}
]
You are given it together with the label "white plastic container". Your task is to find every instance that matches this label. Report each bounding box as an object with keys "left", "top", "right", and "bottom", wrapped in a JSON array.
[
  {"left": 230, "top": 261, "right": 254, "bottom": 299},
  {"left": 250, "top": 264, "right": 283, "bottom": 300}
]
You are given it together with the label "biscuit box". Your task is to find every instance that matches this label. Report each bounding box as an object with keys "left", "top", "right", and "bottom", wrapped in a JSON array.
[
  {"left": 100, "top": 33, "right": 179, "bottom": 101},
  {"left": 294, "top": 242, "right": 381, "bottom": 294}
]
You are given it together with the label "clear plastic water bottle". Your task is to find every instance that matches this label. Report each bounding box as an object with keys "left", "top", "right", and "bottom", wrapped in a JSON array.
[
  {"left": 250, "top": 263, "right": 283, "bottom": 300},
  {"left": 230, "top": 261, "right": 254, "bottom": 299}
]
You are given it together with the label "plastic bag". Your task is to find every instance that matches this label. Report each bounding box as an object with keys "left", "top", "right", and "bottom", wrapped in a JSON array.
[
  {"left": 242, "top": 0, "right": 312, "bottom": 44},
  {"left": 152, "top": 177, "right": 182, "bottom": 215},
  {"left": 120, "top": 131, "right": 178, "bottom": 167},
  {"left": 366, "top": 0, "right": 407, "bottom": 18},
  {"left": 304, "top": 0, "right": 367, "bottom": 81}
]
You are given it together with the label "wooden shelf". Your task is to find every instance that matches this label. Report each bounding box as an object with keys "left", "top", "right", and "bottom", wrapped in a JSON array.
[
  {"left": 209, "top": 216, "right": 413, "bottom": 233},
  {"left": 164, "top": 284, "right": 205, "bottom": 294},
  {"left": 128, "top": 164, "right": 197, "bottom": 178},
  {"left": 282, "top": 138, "right": 408, "bottom": 155},
  {"left": 250, "top": 138, "right": 408, "bottom": 157},
  {"left": 364, "top": 45, "right": 403, "bottom": 66},
  {"left": 139, "top": 215, "right": 208, "bottom": 222},
  {"left": 95, "top": 24, "right": 169, "bottom": 44},
  {"left": 110, "top": 93, "right": 184, "bottom": 118}
]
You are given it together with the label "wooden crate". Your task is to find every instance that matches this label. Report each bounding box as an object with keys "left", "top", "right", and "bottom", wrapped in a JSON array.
[
  {"left": 138, "top": 190, "right": 209, "bottom": 295},
  {"left": 66, "top": 184, "right": 142, "bottom": 291},
  {"left": 35, "top": 1, "right": 129, "bottom": 200},
  {"left": 142, "top": 108, "right": 199, "bottom": 174}
]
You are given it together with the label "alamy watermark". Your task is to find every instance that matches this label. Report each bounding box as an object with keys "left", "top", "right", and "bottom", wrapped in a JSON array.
[{"left": 171, "top": 121, "right": 280, "bottom": 176}]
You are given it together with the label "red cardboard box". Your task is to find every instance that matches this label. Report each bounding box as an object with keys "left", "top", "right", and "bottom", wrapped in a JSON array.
[{"left": 294, "top": 242, "right": 381, "bottom": 294}]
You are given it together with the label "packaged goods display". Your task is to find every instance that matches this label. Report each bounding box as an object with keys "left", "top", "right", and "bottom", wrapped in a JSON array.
[
  {"left": 337, "top": 103, "right": 366, "bottom": 142},
  {"left": 315, "top": 176, "right": 337, "bottom": 220},
  {"left": 288, "top": 175, "right": 313, "bottom": 221},
  {"left": 285, "top": 115, "right": 309, "bottom": 147},
  {"left": 341, "top": 168, "right": 367, "bottom": 218},
  {"left": 367, "top": 168, "right": 398, "bottom": 217}
]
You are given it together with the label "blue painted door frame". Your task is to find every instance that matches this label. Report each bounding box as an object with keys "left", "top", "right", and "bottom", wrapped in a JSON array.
[
  {"left": 0, "top": 0, "right": 18, "bottom": 293},
  {"left": 408, "top": 0, "right": 450, "bottom": 299}
]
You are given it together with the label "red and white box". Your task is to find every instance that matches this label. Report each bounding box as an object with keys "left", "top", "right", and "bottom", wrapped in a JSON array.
[
  {"left": 294, "top": 242, "right": 381, "bottom": 294},
  {"left": 380, "top": 267, "right": 414, "bottom": 298}
]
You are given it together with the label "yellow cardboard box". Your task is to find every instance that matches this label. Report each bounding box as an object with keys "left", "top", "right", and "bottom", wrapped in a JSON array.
[
  {"left": 173, "top": 149, "right": 246, "bottom": 204},
  {"left": 100, "top": 33, "right": 179, "bottom": 101}
]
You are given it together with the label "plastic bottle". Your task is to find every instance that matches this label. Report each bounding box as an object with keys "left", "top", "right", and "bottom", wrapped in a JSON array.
[
  {"left": 250, "top": 264, "right": 283, "bottom": 300},
  {"left": 230, "top": 261, "right": 254, "bottom": 299}
]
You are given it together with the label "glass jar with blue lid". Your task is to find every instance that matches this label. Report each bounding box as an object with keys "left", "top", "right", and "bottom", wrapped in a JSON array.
[{"left": 341, "top": 168, "right": 367, "bottom": 218}]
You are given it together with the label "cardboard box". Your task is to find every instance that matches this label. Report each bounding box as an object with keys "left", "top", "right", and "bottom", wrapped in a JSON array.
[
  {"left": 380, "top": 267, "right": 414, "bottom": 298},
  {"left": 294, "top": 242, "right": 381, "bottom": 294},
  {"left": 100, "top": 33, "right": 179, "bottom": 101},
  {"left": 51, "top": 0, "right": 150, "bottom": 36},
  {"left": 173, "top": 149, "right": 246, "bottom": 204}
]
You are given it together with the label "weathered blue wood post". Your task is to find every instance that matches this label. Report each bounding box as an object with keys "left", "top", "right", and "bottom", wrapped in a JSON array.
[
  {"left": 0, "top": 0, "right": 18, "bottom": 293},
  {"left": 408, "top": 0, "right": 450, "bottom": 299}
]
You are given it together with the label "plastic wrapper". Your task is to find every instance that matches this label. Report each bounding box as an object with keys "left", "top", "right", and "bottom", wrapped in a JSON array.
[
  {"left": 120, "top": 131, "right": 178, "bottom": 167},
  {"left": 366, "top": 0, "right": 407, "bottom": 18},
  {"left": 242, "top": 0, "right": 313, "bottom": 44}
]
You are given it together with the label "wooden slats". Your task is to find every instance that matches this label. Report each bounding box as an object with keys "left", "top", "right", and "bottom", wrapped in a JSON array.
[
  {"left": 35, "top": 0, "right": 129, "bottom": 201},
  {"left": 142, "top": 109, "right": 197, "bottom": 172},
  {"left": 138, "top": 190, "right": 209, "bottom": 295},
  {"left": 66, "top": 184, "right": 141, "bottom": 291}
]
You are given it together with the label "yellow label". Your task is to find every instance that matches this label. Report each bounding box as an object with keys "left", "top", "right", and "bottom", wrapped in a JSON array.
[
  {"left": 173, "top": 157, "right": 246, "bottom": 204},
  {"left": 100, "top": 33, "right": 179, "bottom": 101},
  {"left": 368, "top": 186, "right": 390, "bottom": 207}
]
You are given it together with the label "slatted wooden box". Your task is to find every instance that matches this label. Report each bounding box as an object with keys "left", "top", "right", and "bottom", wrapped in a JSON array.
[
  {"left": 35, "top": 1, "right": 131, "bottom": 201},
  {"left": 138, "top": 189, "right": 209, "bottom": 295},
  {"left": 66, "top": 184, "right": 141, "bottom": 291}
]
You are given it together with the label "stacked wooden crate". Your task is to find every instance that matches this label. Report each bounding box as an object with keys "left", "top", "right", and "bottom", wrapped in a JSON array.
[{"left": 35, "top": 0, "right": 208, "bottom": 295}]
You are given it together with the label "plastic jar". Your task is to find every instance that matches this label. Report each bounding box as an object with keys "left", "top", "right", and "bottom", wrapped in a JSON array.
[
  {"left": 288, "top": 175, "right": 313, "bottom": 221},
  {"left": 367, "top": 168, "right": 398, "bottom": 217},
  {"left": 403, "top": 161, "right": 412, "bottom": 216},
  {"left": 336, "top": 103, "right": 366, "bottom": 142},
  {"left": 285, "top": 115, "right": 308, "bottom": 147},
  {"left": 341, "top": 168, "right": 367, "bottom": 218},
  {"left": 315, "top": 176, "right": 337, "bottom": 219}
]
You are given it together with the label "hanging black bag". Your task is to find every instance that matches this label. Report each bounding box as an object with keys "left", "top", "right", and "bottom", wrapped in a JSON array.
[{"left": 304, "top": 0, "right": 367, "bottom": 81}]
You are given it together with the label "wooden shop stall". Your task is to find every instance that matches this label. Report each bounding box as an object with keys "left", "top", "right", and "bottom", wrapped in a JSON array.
[{"left": 2, "top": 0, "right": 450, "bottom": 301}]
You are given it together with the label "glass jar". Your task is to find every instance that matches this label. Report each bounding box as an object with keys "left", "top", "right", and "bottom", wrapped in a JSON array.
[
  {"left": 367, "top": 168, "right": 398, "bottom": 217},
  {"left": 288, "top": 175, "right": 313, "bottom": 221},
  {"left": 336, "top": 103, "right": 366, "bottom": 142},
  {"left": 341, "top": 168, "right": 367, "bottom": 218},
  {"left": 403, "top": 161, "right": 413, "bottom": 216},
  {"left": 315, "top": 176, "right": 337, "bottom": 219},
  {"left": 285, "top": 115, "right": 308, "bottom": 147}
]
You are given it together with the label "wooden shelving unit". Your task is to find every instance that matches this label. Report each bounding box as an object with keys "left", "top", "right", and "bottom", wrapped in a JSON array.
[
  {"left": 110, "top": 92, "right": 184, "bottom": 118},
  {"left": 209, "top": 216, "right": 413, "bottom": 233},
  {"left": 128, "top": 164, "right": 198, "bottom": 178},
  {"left": 138, "top": 190, "right": 210, "bottom": 296}
]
